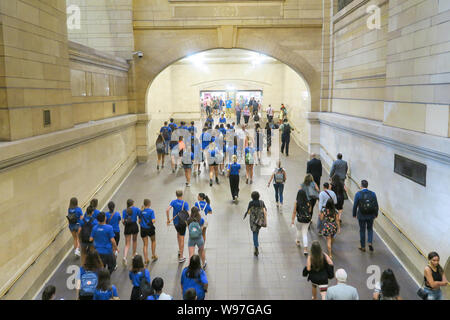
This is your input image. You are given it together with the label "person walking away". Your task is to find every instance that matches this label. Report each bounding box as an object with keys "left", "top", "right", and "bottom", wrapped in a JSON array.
[
  {"left": 226, "top": 98, "right": 233, "bottom": 119},
  {"left": 235, "top": 99, "right": 242, "bottom": 125},
  {"left": 352, "top": 180, "right": 378, "bottom": 252},
  {"left": 122, "top": 199, "right": 140, "bottom": 267},
  {"left": 422, "top": 252, "right": 448, "bottom": 300},
  {"left": 93, "top": 269, "right": 120, "bottom": 300},
  {"left": 244, "top": 141, "right": 256, "bottom": 184},
  {"left": 243, "top": 106, "right": 251, "bottom": 125},
  {"left": 106, "top": 201, "right": 121, "bottom": 251},
  {"left": 79, "top": 206, "right": 98, "bottom": 265},
  {"left": 291, "top": 189, "right": 311, "bottom": 256},
  {"left": 244, "top": 191, "right": 268, "bottom": 257},
  {"left": 317, "top": 183, "right": 337, "bottom": 235},
  {"left": 301, "top": 174, "right": 320, "bottom": 221},
  {"left": 330, "top": 153, "right": 348, "bottom": 185},
  {"left": 373, "top": 269, "right": 402, "bottom": 300},
  {"left": 194, "top": 193, "right": 212, "bottom": 245},
  {"left": 187, "top": 207, "right": 207, "bottom": 269},
  {"left": 129, "top": 255, "right": 151, "bottom": 300},
  {"left": 319, "top": 200, "right": 340, "bottom": 259},
  {"left": 156, "top": 133, "right": 166, "bottom": 170},
  {"left": 326, "top": 269, "right": 359, "bottom": 300},
  {"left": 146, "top": 277, "right": 173, "bottom": 300},
  {"left": 330, "top": 175, "right": 346, "bottom": 224},
  {"left": 227, "top": 155, "right": 241, "bottom": 202},
  {"left": 266, "top": 104, "right": 274, "bottom": 123},
  {"left": 166, "top": 190, "right": 190, "bottom": 263},
  {"left": 280, "top": 119, "right": 292, "bottom": 156},
  {"left": 207, "top": 142, "right": 221, "bottom": 186},
  {"left": 267, "top": 161, "right": 286, "bottom": 208},
  {"left": 306, "top": 153, "right": 322, "bottom": 188},
  {"left": 303, "top": 241, "right": 334, "bottom": 300},
  {"left": 77, "top": 247, "right": 103, "bottom": 300},
  {"left": 67, "top": 197, "right": 83, "bottom": 257},
  {"left": 160, "top": 121, "right": 172, "bottom": 155},
  {"left": 181, "top": 255, "right": 208, "bottom": 300},
  {"left": 90, "top": 212, "right": 117, "bottom": 274},
  {"left": 139, "top": 199, "right": 157, "bottom": 266},
  {"left": 255, "top": 124, "right": 263, "bottom": 164},
  {"left": 182, "top": 148, "right": 194, "bottom": 187}
]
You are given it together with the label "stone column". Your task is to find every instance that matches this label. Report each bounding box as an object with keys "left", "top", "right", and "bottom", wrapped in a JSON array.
[{"left": 0, "top": 0, "right": 73, "bottom": 141}]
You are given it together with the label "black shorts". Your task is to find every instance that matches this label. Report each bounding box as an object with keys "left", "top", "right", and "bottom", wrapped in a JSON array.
[
  {"left": 141, "top": 227, "right": 155, "bottom": 238},
  {"left": 175, "top": 223, "right": 186, "bottom": 236},
  {"left": 124, "top": 222, "right": 139, "bottom": 235}
]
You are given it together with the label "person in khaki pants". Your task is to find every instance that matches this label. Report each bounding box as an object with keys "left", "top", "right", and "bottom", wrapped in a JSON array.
[{"left": 225, "top": 98, "right": 233, "bottom": 119}]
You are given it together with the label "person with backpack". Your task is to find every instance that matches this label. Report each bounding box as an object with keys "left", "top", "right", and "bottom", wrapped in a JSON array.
[
  {"left": 301, "top": 174, "right": 320, "bottom": 222},
  {"left": 267, "top": 161, "right": 286, "bottom": 208},
  {"left": 266, "top": 104, "right": 274, "bottom": 123},
  {"left": 129, "top": 255, "right": 151, "bottom": 300},
  {"left": 156, "top": 133, "right": 166, "bottom": 170},
  {"left": 122, "top": 199, "right": 141, "bottom": 267},
  {"left": 106, "top": 201, "right": 121, "bottom": 249},
  {"left": 320, "top": 200, "right": 340, "bottom": 259},
  {"left": 146, "top": 277, "right": 173, "bottom": 300},
  {"left": 244, "top": 141, "right": 256, "bottom": 184},
  {"left": 244, "top": 191, "right": 268, "bottom": 257},
  {"left": 205, "top": 114, "right": 214, "bottom": 129},
  {"left": 166, "top": 190, "right": 190, "bottom": 263},
  {"left": 317, "top": 183, "right": 337, "bottom": 235},
  {"left": 67, "top": 197, "right": 83, "bottom": 257},
  {"left": 182, "top": 147, "right": 194, "bottom": 187},
  {"left": 291, "top": 189, "right": 311, "bottom": 256},
  {"left": 207, "top": 142, "right": 221, "bottom": 187},
  {"left": 194, "top": 193, "right": 212, "bottom": 245},
  {"left": 303, "top": 240, "right": 334, "bottom": 300},
  {"left": 93, "top": 269, "right": 120, "bottom": 300},
  {"left": 160, "top": 121, "right": 172, "bottom": 155},
  {"left": 77, "top": 247, "right": 103, "bottom": 300},
  {"left": 227, "top": 155, "right": 241, "bottom": 202},
  {"left": 181, "top": 255, "right": 208, "bottom": 300},
  {"left": 90, "top": 212, "right": 117, "bottom": 274},
  {"left": 280, "top": 118, "right": 292, "bottom": 156},
  {"left": 139, "top": 199, "right": 157, "bottom": 266},
  {"left": 352, "top": 180, "right": 378, "bottom": 252},
  {"left": 188, "top": 121, "right": 197, "bottom": 135},
  {"left": 330, "top": 174, "right": 347, "bottom": 224},
  {"left": 187, "top": 207, "right": 207, "bottom": 269},
  {"left": 168, "top": 118, "right": 178, "bottom": 132},
  {"left": 79, "top": 206, "right": 98, "bottom": 265},
  {"left": 89, "top": 198, "right": 101, "bottom": 219}
]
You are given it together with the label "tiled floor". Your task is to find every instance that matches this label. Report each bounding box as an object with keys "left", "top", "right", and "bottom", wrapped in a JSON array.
[{"left": 35, "top": 118, "right": 419, "bottom": 300}]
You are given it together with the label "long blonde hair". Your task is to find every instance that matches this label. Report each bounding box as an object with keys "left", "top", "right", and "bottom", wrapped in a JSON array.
[{"left": 303, "top": 173, "right": 314, "bottom": 185}]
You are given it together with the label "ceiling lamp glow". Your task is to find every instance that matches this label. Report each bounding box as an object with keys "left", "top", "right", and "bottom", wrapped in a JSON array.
[{"left": 187, "top": 52, "right": 208, "bottom": 72}]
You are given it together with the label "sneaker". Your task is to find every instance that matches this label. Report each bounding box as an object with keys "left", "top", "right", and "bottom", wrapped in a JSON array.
[
  {"left": 178, "top": 251, "right": 181, "bottom": 258},
  {"left": 145, "top": 260, "right": 150, "bottom": 267},
  {"left": 175, "top": 164, "right": 178, "bottom": 170},
  {"left": 215, "top": 177, "right": 219, "bottom": 184},
  {"left": 358, "top": 247, "right": 366, "bottom": 252},
  {"left": 210, "top": 179, "right": 213, "bottom": 186},
  {"left": 74, "top": 248, "right": 81, "bottom": 257},
  {"left": 303, "top": 249, "right": 308, "bottom": 256},
  {"left": 202, "top": 262, "right": 207, "bottom": 270},
  {"left": 152, "top": 255, "right": 158, "bottom": 262},
  {"left": 276, "top": 202, "right": 279, "bottom": 207},
  {"left": 122, "top": 257, "right": 127, "bottom": 267},
  {"left": 113, "top": 265, "right": 118, "bottom": 271},
  {"left": 369, "top": 244, "right": 374, "bottom": 252},
  {"left": 161, "top": 164, "right": 164, "bottom": 169},
  {"left": 254, "top": 247, "right": 259, "bottom": 257},
  {"left": 250, "top": 179, "right": 253, "bottom": 184},
  {"left": 172, "top": 169, "right": 175, "bottom": 173},
  {"left": 186, "top": 183, "right": 191, "bottom": 187},
  {"left": 246, "top": 178, "right": 249, "bottom": 184},
  {"left": 179, "top": 257, "right": 186, "bottom": 263}
]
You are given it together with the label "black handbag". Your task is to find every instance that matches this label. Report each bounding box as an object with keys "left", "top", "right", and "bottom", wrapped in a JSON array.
[{"left": 417, "top": 280, "right": 428, "bottom": 300}]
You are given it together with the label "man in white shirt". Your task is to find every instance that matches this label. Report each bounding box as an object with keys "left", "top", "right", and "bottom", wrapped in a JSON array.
[
  {"left": 318, "top": 182, "right": 337, "bottom": 235},
  {"left": 326, "top": 269, "right": 359, "bottom": 300},
  {"left": 266, "top": 104, "right": 274, "bottom": 123}
]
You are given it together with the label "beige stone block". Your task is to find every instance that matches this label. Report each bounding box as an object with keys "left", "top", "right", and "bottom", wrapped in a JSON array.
[
  {"left": 16, "top": 1, "right": 40, "bottom": 26},
  {"left": 425, "top": 104, "right": 449, "bottom": 136},
  {"left": 0, "top": 109, "right": 11, "bottom": 141},
  {"left": 8, "top": 108, "right": 33, "bottom": 140},
  {"left": 383, "top": 102, "right": 426, "bottom": 132},
  {"left": 6, "top": 88, "right": 25, "bottom": 108}
]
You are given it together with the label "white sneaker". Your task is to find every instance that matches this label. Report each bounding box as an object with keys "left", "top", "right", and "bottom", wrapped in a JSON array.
[
  {"left": 122, "top": 257, "right": 127, "bottom": 267},
  {"left": 74, "top": 248, "right": 81, "bottom": 257}
]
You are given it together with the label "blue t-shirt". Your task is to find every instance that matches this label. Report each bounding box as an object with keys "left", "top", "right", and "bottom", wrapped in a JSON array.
[
  {"left": 68, "top": 207, "right": 83, "bottom": 225},
  {"left": 160, "top": 126, "right": 172, "bottom": 140},
  {"left": 188, "top": 126, "right": 197, "bottom": 134},
  {"left": 228, "top": 163, "right": 241, "bottom": 176},
  {"left": 219, "top": 117, "right": 226, "bottom": 124},
  {"left": 201, "top": 132, "right": 211, "bottom": 150},
  {"left": 90, "top": 224, "right": 115, "bottom": 255},
  {"left": 86, "top": 209, "right": 100, "bottom": 220},
  {"left": 219, "top": 127, "right": 227, "bottom": 136},
  {"left": 122, "top": 206, "right": 140, "bottom": 223},
  {"left": 195, "top": 201, "right": 212, "bottom": 216},
  {"left": 226, "top": 100, "right": 232, "bottom": 108},
  {"left": 169, "top": 122, "right": 178, "bottom": 129},
  {"left": 129, "top": 269, "right": 151, "bottom": 287},
  {"left": 139, "top": 208, "right": 155, "bottom": 229},
  {"left": 170, "top": 199, "right": 189, "bottom": 226},
  {"left": 181, "top": 268, "right": 208, "bottom": 300},
  {"left": 93, "top": 285, "right": 118, "bottom": 300},
  {"left": 107, "top": 212, "right": 121, "bottom": 233},
  {"left": 79, "top": 216, "right": 98, "bottom": 228}
]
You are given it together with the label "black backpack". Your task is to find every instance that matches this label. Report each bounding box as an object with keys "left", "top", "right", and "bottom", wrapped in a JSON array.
[
  {"left": 80, "top": 218, "right": 94, "bottom": 243},
  {"left": 161, "top": 127, "right": 170, "bottom": 140},
  {"left": 359, "top": 192, "right": 377, "bottom": 215},
  {"left": 296, "top": 203, "right": 311, "bottom": 223},
  {"left": 124, "top": 210, "right": 133, "bottom": 225},
  {"left": 169, "top": 123, "right": 176, "bottom": 132},
  {"left": 67, "top": 210, "right": 78, "bottom": 224},
  {"left": 282, "top": 124, "right": 291, "bottom": 137},
  {"left": 139, "top": 271, "right": 152, "bottom": 300},
  {"left": 176, "top": 201, "right": 189, "bottom": 226}
]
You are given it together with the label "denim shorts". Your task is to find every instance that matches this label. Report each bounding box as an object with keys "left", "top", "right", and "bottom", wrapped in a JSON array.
[
  {"left": 69, "top": 224, "right": 80, "bottom": 232},
  {"left": 188, "top": 236, "right": 204, "bottom": 248},
  {"left": 424, "top": 287, "right": 443, "bottom": 300}
]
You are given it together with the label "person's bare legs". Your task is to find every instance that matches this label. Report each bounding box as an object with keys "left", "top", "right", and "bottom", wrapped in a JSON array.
[
  {"left": 123, "top": 234, "right": 131, "bottom": 264},
  {"left": 71, "top": 230, "right": 79, "bottom": 251},
  {"left": 312, "top": 285, "right": 317, "bottom": 300},
  {"left": 199, "top": 246, "right": 206, "bottom": 266},
  {"left": 245, "top": 164, "right": 249, "bottom": 181},
  {"left": 161, "top": 154, "right": 165, "bottom": 168},
  {"left": 177, "top": 233, "right": 185, "bottom": 259},
  {"left": 132, "top": 233, "right": 138, "bottom": 257},
  {"left": 214, "top": 166, "right": 219, "bottom": 182},
  {"left": 142, "top": 236, "right": 149, "bottom": 264},
  {"left": 150, "top": 235, "right": 157, "bottom": 259},
  {"left": 188, "top": 246, "right": 195, "bottom": 260},
  {"left": 202, "top": 227, "right": 207, "bottom": 245},
  {"left": 327, "top": 236, "right": 333, "bottom": 259},
  {"left": 249, "top": 164, "right": 254, "bottom": 182}
]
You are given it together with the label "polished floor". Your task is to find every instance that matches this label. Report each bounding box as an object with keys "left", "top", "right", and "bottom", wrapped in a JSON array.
[{"left": 36, "top": 117, "right": 419, "bottom": 300}]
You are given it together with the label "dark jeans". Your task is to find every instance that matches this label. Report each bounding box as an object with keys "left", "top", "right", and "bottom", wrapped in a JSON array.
[
  {"left": 236, "top": 111, "right": 241, "bottom": 125},
  {"left": 244, "top": 115, "right": 250, "bottom": 124},
  {"left": 229, "top": 175, "right": 240, "bottom": 198},
  {"left": 281, "top": 136, "right": 290, "bottom": 155},
  {"left": 114, "top": 232, "right": 120, "bottom": 246},
  {"left": 273, "top": 183, "right": 284, "bottom": 203},
  {"left": 358, "top": 218, "right": 374, "bottom": 248},
  {"left": 313, "top": 176, "right": 321, "bottom": 189},
  {"left": 309, "top": 198, "right": 317, "bottom": 217},
  {"left": 99, "top": 253, "right": 116, "bottom": 274}
]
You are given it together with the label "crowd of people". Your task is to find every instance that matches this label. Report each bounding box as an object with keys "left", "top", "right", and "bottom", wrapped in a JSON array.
[{"left": 44, "top": 100, "right": 448, "bottom": 301}]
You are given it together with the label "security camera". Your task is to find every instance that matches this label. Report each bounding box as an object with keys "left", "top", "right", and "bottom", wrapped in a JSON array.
[{"left": 133, "top": 51, "right": 144, "bottom": 58}]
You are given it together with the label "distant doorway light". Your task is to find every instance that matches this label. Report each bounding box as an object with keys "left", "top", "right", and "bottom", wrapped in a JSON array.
[
  {"left": 227, "top": 85, "right": 235, "bottom": 91},
  {"left": 187, "top": 52, "right": 208, "bottom": 72}
]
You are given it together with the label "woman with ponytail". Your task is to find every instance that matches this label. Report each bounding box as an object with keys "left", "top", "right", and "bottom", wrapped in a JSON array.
[
  {"left": 195, "top": 193, "right": 213, "bottom": 245},
  {"left": 107, "top": 201, "right": 121, "bottom": 250}
]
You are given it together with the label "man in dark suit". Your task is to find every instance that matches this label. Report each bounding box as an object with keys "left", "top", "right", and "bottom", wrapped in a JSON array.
[{"left": 307, "top": 153, "right": 322, "bottom": 187}]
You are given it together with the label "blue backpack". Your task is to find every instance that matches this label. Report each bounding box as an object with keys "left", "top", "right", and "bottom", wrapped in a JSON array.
[
  {"left": 189, "top": 222, "right": 202, "bottom": 239},
  {"left": 80, "top": 271, "right": 98, "bottom": 296}
]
